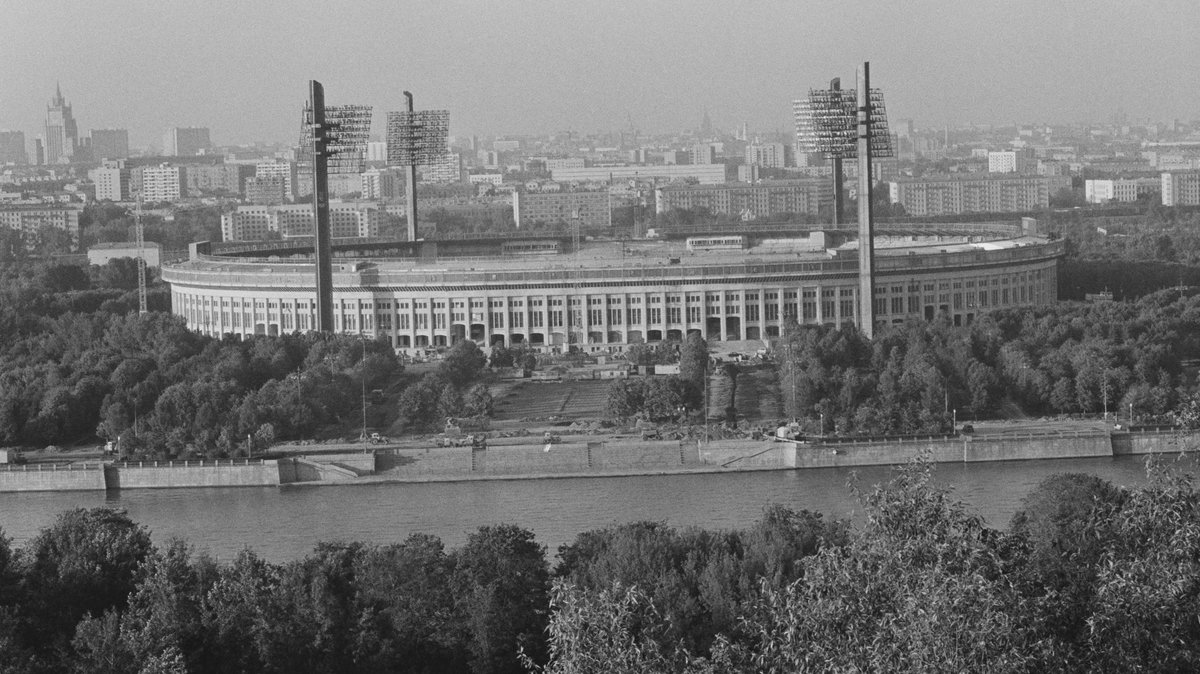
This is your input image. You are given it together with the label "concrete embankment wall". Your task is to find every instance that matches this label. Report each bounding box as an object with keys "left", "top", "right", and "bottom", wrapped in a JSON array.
[
  {"left": 1117, "top": 430, "right": 1200, "bottom": 456},
  {"left": 790, "top": 432, "right": 1113, "bottom": 469},
  {"left": 108, "top": 459, "right": 282, "bottom": 489},
  {"left": 0, "top": 463, "right": 107, "bottom": 492},
  {"left": 700, "top": 440, "right": 794, "bottom": 468},
  {"left": 476, "top": 443, "right": 591, "bottom": 474},
  {"left": 378, "top": 439, "right": 699, "bottom": 478}
]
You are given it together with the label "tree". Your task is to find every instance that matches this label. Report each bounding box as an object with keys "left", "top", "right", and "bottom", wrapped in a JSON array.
[
  {"left": 739, "top": 461, "right": 1038, "bottom": 672},
  {"left": 352, "top": 534, "right": 466, "bottom": 672},
  {"left": 1079, "top": 463, "right": 1200, "bottom": 670},
  {"left": 40, "top": 263, "right": 90, "bottom": 293},
  {"left": 463, "top": 384, "right": 494, "bottom": 418},
  {"left": 605, "top": 379, "right": 644, "bottom": 420},
  {"left": 679, "top": 334, "right": 708, "bottom": 390},
  {"left": 1010, "top": 473, "right": 1124, "bottom": 652},
  {"left": 452, "top": 525, "right": 550, "bottom": 674},
  {"left": 17, "top": 508, "right": 153, "bottom": 656},
  {"left": 441, "top": 341, "right": 488, "bottom": 388},
  {"left": 534, "top": 581, "right": 683, "bottom": 674}
]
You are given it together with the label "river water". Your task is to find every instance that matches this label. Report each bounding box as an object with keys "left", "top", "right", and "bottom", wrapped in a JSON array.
[{"left": 0, "top": 455, "right": 1175, "bottom": 562}]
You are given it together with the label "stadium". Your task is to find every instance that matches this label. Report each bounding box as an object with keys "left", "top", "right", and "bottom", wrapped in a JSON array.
[{"left": 160, "top": 220, "right": 1063, "bottom": 354}]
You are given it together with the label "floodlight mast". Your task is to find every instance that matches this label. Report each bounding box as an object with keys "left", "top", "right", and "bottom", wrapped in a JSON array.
[
  {"left": 830, "top": 77, "right": 844, "bottom": 227},
  {"left": 309, "top": 80, "right": 335, "bottom": 333},
  {"left": 403, "top": 91, "right": 418, "bottom": 242},
  {"left": 856, "top": 63, "right": 876, "bottom": 340}
]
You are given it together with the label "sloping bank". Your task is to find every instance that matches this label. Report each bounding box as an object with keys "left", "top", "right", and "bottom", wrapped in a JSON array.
[{"left": 0, "top": 429, "right": 1193, "bottom": 492}]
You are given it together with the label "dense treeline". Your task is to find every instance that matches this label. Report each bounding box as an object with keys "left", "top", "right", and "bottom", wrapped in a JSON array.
[
  {"left": 0, "top": 312, "right": 399, "bottom": 456},
  {"left": 778, "top": 287, "right": 1200, "bottom": 435},
  {"left": 4, "top": 462, "right": 1200, "bottom": 672},
  {"left": 0, "top": 258, "right": 401, "bottom": 455},
  {"left": 539, "top": 461, "right": 1200, "bottom": 672},
  {"left": 1051, "top": 206, "right": 1200, "bottom": 299}
]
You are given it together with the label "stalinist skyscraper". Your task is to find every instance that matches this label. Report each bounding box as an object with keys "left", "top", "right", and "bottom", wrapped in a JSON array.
[{"left": 44, "top": 84, "right": 79, "bottom": 164}]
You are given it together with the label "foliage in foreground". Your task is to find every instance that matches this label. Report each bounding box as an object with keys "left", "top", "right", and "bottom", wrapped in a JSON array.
[{"left": 5, "top": 458, "right": 1200, "bottom": 672}]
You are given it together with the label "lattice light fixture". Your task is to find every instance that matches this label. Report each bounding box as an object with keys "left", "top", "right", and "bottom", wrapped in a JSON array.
[
  {"left": 386, "top": 110, "right": 450, "bottom": 166},
  {"left": 299, "top": 103, "right": 373, "bottom": 173},
  {"left": 795, "top": 88, "right": 893, "bottom": 159}
]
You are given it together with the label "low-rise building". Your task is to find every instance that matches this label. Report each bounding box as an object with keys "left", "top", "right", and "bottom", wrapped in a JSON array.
[
  {"left": 512, "top": 189, "right": 611, "bottom": 229},
  {"left": 1084, "top": 178, "right": 1159, "bottom": 204},
  {"left": 220, "top": 202, "right": 381, "bottom": 241},
  {"left": 87, "top": 241, "right": 161, "bottom": 267},
  {"left": 656, "top": 179, "right": 828, "bottom": 219},
  {"left": 0, "top": 203, "right": 82, "bottom": 249},
  {"left": 551, "top": 164, "right": 727, "bottom": 185},
  {"left": 888, "top": 175, "right": 1071, "bottom": 216}
]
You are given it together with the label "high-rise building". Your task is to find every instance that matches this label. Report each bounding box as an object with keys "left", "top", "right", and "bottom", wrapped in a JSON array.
[
  {"left": 1162, "top": 171, "right": 1200, "bottom": 206},
  {"left": 141, "top": 164, "right": 185, "bottom": 202},
  {"left": 365, "top": 141, "right": 388, "bottom": 162},
  {"left": 43, "top": 84, "right": 79, "bottom": 164},
  {"left": 255, "top": 161, "right": 297, "bottom": 200},
  {"left": 988, "top": 150, "right": 1032, "bottom": 174},
  {"left": 163, "top": 127, "right": 211, "bottom": 156},
  {"left": 745, "top": 142, "right": 789, "bottom": 169},
  {"left": 419, "top": 152, "right": 463, "bottom": 184},
  {"left": 90, "top": 129, "right": 130, "bottom": 160},
  {"left": 245, "top": 176, "right": 287, "bottom": 205},
  {"left": 361, "top": 168, "right": 404, "bottom": 200},
  {"left": 89, "top": 160, "right": 131, "bottom": 201},
  {"left": 186, "top": 164, "right": 252, "bottom": 197},
  {"left": 689, "top": 143, "right": 718, "bottom": 165},
  {"left": 0, "top": 131, "right": 27, "bottom": 164}
]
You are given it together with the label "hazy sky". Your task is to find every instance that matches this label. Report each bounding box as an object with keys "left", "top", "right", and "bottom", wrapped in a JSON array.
[{"left": 3, "top": 0, "right": 1199, "bottom": 148}]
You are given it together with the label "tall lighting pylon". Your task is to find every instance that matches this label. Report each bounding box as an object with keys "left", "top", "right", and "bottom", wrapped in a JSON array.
[
  {"left": 855, "top": 62, "right": 876, "bottom": 339},
  {"left": 794, "top": 62, "right": 892, "bottom": 339},
  {"left": 301, "top": 80, "right": 372, "bottom": 333},
  {"left": 135, "top": 191, "right": 147, "bottom": 314}
]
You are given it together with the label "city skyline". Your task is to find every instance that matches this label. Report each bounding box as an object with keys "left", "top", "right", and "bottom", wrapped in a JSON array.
[{"left": 3, "top": 0, "right": 1200, "bottom": 149}]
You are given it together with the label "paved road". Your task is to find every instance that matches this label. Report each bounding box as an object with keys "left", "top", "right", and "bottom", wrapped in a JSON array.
[{"left": 966, "top": 419, "right": 1115, "bottom": 436}]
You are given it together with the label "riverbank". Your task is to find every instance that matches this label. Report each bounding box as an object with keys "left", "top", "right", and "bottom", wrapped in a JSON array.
[{"left": 2, "top": 428, "right": 1195, "bottom": 493}]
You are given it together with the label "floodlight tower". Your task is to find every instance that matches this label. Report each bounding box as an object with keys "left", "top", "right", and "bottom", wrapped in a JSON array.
[
  {"left": 302, "top": 81, "right": 372, "bottom": 333},
  {"left": 403, "top": 92, "right": 418, "bottom": 242},
  {"left": 386, "top": 97, "right": 450, "bottom": 243},
  {"left": 307, "top": 81, "right": 334, "bottom": 333},
  {"left": 794, "top": 63, "right": 892, "bottom": 339},
  {"left": 135, "top": 191, "right": 147, "bottom": 314},
  {"left": 855, "top": 63, "right": 875, "bottom": 339},
  {"left": 829, "top": 77, "right": 845, "bottom": 226}
]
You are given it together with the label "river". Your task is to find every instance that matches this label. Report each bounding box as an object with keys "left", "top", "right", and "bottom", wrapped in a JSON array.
[{"left": 0, "top": 455, "right": 1175, "bottom": 562}]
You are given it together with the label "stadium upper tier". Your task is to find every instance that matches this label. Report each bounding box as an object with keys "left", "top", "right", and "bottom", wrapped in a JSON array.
[{"left": 161, "top": 222, "right": 1063, "bottom": 353}]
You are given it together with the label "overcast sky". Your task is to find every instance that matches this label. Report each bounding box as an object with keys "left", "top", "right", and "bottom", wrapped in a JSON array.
[{"left": 3, "top": 0, "right": 1198, "bottom": 148}]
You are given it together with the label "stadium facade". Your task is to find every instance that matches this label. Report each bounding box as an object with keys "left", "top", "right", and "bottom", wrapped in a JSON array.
[{"left": 160, "top": 222, "right": 1062, "bottom": 353}]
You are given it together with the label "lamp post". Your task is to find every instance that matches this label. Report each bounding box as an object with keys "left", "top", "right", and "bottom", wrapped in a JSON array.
[{"left": 361, "top": 336, "right": 367, "bottom": 447}]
